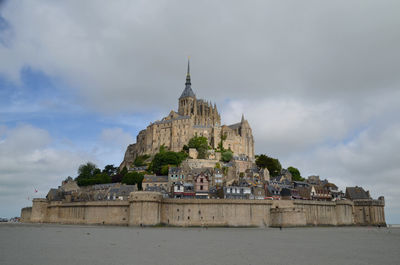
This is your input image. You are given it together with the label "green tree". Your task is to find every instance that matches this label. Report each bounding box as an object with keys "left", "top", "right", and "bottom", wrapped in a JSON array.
[
  {"left": 256, "top": 154, "right": 282, "bottom": 177},
  {"left": 149, "top": 150, "right": 188, "bottom": 175},
  {"left": 75, "top": 162, "right": 113, "bottom": 186},
  {"left": 222, "top": 166, "right": 229, "bottom": 176},
  {"left": 122, "top": 172, "right": 145, "bottom": 190},
  {"left": 133, "top": 155, "right": 150, "bottom": 167},
  {"left": 102, "top": 164, "right": 118, "bottom": 176},
  {"left": 160, "top": 164, "right": 170, "bottom": 175},
  {"left": 136, "top": 174, "right": 144, "bottom": 190},
  {"left": 122, "top": 172, "right": 138, "bottom": 185},
  {"left": 218, "top": 132, "right": 227, "bottom": 151},
  {"left": 215, "top": 162, "right": 221, "bottom": 169},
  {"left": 188, "top": 135, "right": 209, "bottom": 159},
  {"left": 221, "top": 150, "right": 233, "bottom": 162},
  {"left": 77, "top": 162, "right": 100, "bottom": 179},
  {"left": 76, "top": 162, "right": 102, "bottom": 186},
  {"left": 120, "top": 166, "right": 128, "bottom": 177},
  {"left": 288, "top": 166, "right": 304, "bottom": 181}
]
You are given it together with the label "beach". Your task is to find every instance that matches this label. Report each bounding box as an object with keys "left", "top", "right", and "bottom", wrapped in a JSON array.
[{"left": 1, "top": 223, "right": 399, "bottom": 265}]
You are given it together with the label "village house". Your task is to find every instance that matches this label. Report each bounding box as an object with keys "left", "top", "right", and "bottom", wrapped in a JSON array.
[
  {"left": 224, "top": 179, "right": 252, "bottom": 199},
  {"left": 106, "top": 185, "right": 136, "bottom": 200},
  {"left": 265, "top": 184, "right": 281, "bottom": 199},
  {"left": 194, "top": 173, "right": 210, "bottom": 199},
  {"left": 213, "top": 168, "right": 224, "bottom": 186},
  {"left": 345, "top": 186, "right": 371, "bottom": 200},
  {"left": 143, "top": 175, "right": 169, "bottom": 191},
  {"left": 183, "top": 183, "right": 195, "bottom": 198},
  {"left": 310, "top": 185, "right": 332, "bottom": 201},
  {"left": 296, "top": 186, "right": 311, "bottom": 200},
  {"left": 172, "top": 182, "right": 184, "bottom": 198},
  {"left": 168, "top": 167, "right": 185, "bottom": 184},
  {"left": 251, "top": 185, "right": 266, "bottom": 200}
]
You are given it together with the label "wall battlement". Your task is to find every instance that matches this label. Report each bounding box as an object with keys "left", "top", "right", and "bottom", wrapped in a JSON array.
[{"left": 21, "top": 192, "right": 386, "bottom": 227}]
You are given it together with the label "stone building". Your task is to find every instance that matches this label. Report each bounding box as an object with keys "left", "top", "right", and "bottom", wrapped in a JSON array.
[{"left": 120, "top": 61, "right": 255, "bottom": 169}]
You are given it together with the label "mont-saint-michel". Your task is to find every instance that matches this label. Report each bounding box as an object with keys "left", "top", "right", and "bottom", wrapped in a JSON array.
[{"left": 20, "top": 62, "right": 386, "bottom": 228}]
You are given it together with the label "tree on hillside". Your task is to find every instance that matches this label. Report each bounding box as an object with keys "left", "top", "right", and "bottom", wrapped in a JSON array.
[
  {"left": 136, "top": 174, "right": 144, "bottom": 190},
  {"left": 221, "top": 150, "right": 233, "bottom": 162},
  {"left": 218, "top": 132, "right": 227, "bottom": 151},
  {"left": 75, "top": 162, "right": 113, "bottom": 186},
  {"left": 77, "top": 162, "right": 100, "bottom": 179},
  {"left": 102, "top": 164, "right": 118, "bottom": 176},
  {"left": 187, "top": 135, "right": 209, "bottom": 159},
  {"left": 255, "top": 154, "right": 282, "bottom": 177},
  {"left": 133, "top": 154, "right": 150, "bottom": 167},
  {"left": 149, "top": 150, "right": 188, "bottom": 175},
  {"left": 288, "top": 166, "right": 305, "bottom": 181},
  {"left": 122, "top": 172, "right": 144, "bottom": 190}
]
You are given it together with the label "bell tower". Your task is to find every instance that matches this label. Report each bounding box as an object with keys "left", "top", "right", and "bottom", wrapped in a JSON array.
[{"left": 178, "top": 59, "right": 196, "bottom": 116}]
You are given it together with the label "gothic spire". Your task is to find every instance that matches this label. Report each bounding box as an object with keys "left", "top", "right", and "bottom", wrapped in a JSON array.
[
  {"left": 241, "top": 113, "right": 245, "bottom": 123},
  {"left": 185, "top": 58, "right": 191, "bottom": 88},
  {"left": 180, "top": 58, "right": 196, "bottom": 99}
]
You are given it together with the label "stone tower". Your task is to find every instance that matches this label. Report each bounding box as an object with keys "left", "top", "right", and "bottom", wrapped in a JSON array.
[
  {"left": 178, "top": 60, "right": 196, "bottom": 116},
  {"left": 178, "top": 59, "right": 221, "bottom": 126}
]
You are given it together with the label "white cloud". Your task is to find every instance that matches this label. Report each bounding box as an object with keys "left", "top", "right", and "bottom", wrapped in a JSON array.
[
  {"left": 0, "top": 124, "right": 94, "bottom": 217},
  {"left": 286, "top": 123, "right": 400, "bottom": 223},
  {"left": 96, "top": 127, "right": 134, "bottom": 166}
]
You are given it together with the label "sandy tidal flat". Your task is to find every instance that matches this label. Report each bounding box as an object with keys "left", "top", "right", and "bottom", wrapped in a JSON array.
[{"left": 0, "top": 223, "right": 399, "bottom": 265}]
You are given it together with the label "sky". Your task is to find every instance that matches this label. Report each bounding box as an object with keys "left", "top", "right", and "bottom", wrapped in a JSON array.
[{"left": 0, "top": 0, "right": 399, "bottom": 224}]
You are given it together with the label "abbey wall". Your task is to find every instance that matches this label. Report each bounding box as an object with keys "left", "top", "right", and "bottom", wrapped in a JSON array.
[
  {"left": 120, "top": 62, "right": 254, "bottom": 169},
  {"left": 21, "top": 192, "right": 386, "bottom": 227}
]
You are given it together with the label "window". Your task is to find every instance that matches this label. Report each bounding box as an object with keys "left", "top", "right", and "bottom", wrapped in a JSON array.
[{"left": 200, "top": 186, "right": 203, "bottom": 190}]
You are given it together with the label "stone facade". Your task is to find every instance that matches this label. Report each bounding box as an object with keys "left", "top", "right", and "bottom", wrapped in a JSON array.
[{"left": 120, "top": 61, "right": 254, "bottom": 169}]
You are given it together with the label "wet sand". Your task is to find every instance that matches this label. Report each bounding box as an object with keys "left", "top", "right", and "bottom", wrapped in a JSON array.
[{"left": 1, "top": 223, "right": 399, "bottom": 265}]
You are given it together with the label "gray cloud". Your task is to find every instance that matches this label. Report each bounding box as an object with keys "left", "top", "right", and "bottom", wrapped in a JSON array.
[{"left": 1, "top": 0, "right": 399, "bottom": 112}]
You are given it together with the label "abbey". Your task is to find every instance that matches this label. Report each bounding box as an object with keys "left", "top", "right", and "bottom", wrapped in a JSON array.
[{"left": 120, "top": 61, "right": 255, "bottom": 168}]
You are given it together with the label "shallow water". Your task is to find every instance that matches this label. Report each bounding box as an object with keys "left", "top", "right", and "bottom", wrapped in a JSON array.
[{"left": 1, "top": 223, "right": 399, "bottom": 265}]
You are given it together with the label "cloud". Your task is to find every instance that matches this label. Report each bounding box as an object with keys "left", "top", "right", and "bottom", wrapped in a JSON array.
[
  {"left": 0, "top": 124, "right": 94, "bottom": 217},
  {"left": 0, "top": 0, "right": 399, "bottom": 112},
  {"left": 286, "top": 122, "right": 400, "bottom": 223},
  {"left": 96, "top": 127, "right": 134, "bottom": 165}
]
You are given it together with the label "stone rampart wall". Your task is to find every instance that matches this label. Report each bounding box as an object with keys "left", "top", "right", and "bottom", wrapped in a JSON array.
[
  {"left": 353, "top": 200, "right": 386, "bottom": 226},
  {"left": 294, "top": 200, "right": 354, "bottom": 226},
  {"left": 23, "top": 192, "right": 385, "bottom": 227},
  {"left": 20, "top": 207, "right": 32, "bottom": 222},
  {"left": 160, "top": 198, "right": 272, "bottom": 227}
]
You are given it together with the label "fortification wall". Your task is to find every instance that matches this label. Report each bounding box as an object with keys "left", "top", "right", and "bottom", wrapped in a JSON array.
[
  {"left": 160, "top": 198, "right": 272, "bottom": 227},
  {"left": 353, "top": 200, "right": 386, "bottom": 226},
  {"left": 23, "top": 192, "right": 385, "bottom": 227},
  {"left": 43, "top": 201, "right": 129, "bottom": 225},
  {"left": 294, "top": 200, "right": 354, "bottom": 226},
  {"left": 20, "top": 207, "right": 32, "bottom": 222}
]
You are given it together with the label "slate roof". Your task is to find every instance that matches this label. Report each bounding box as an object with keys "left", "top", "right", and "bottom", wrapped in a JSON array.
[
  {"left": 169, "top": 167, "right": 183, "bottom": 174},
  {"left": 179, "top": 87, "right": 196, "bottom": 99},
  {"left": 143, "top": 175, "right": 168, "bottom": 183},
  {"left": 153, "top": 115, "right": 191, "bottom": 125},
  {"left": 346, "top": 186, "right": 370, "bottom": 200},
  {"left": 46, "top": 188, "right": 63, "bottom": 201},
  {"left": 108, "top": 185, "right": 136, "bottom": 197},
  {"left": 228, "top": 122, "right": 241, "bottom": 130}
]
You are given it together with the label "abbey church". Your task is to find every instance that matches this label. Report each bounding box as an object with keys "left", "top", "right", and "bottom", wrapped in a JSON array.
[{"left": 120, "top": 61, "right": 254, "bottom": 168}]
